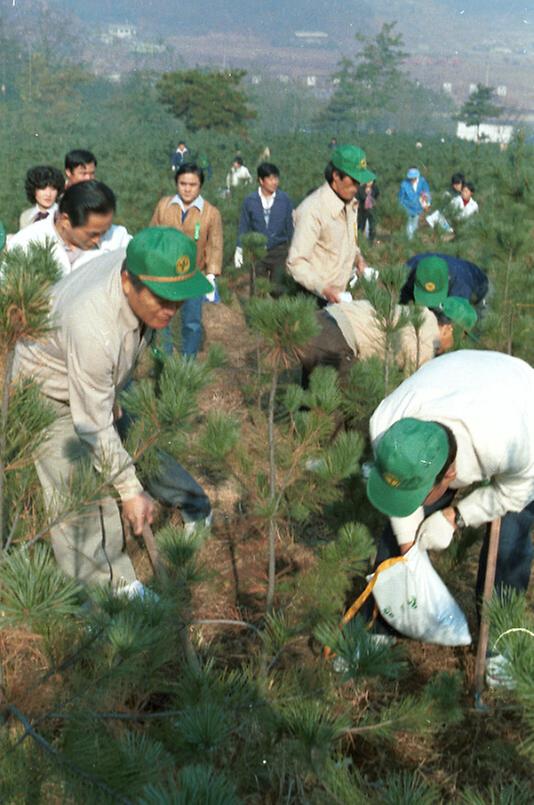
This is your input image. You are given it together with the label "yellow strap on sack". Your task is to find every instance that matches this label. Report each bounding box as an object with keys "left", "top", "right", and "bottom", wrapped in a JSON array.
[{"left": 324, "top": 555, "right": 406, "bottom": 659}]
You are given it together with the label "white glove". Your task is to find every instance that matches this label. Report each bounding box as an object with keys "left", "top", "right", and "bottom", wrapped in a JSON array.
[
  {"left": 417, "top": 511, "right": 455, "bottom": 552},
  {"left": 204, "top": 273, "right": 218, "bottom": 303},
  {"left": 234, "top": 246, "right": 243, "bottom": 269},
  {"left": 363, "top": 266, "right": 379, "bottom": 281}
]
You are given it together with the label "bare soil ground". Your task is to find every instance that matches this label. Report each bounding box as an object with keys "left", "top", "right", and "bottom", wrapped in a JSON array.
[{"left": 163, "top": 297, "right": 534, "bottom": 797}]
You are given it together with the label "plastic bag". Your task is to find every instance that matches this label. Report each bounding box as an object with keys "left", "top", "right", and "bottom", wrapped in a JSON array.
[{"left": 369, "top": 543, "right": 471, "bottom": 646}]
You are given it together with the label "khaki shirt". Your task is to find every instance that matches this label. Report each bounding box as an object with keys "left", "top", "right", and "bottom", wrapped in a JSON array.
[
  {"left": 327, "top": 300, "right": 441, "bottom": 374},
  {"left": 149, "top": 196, "right": 223, "bottom": 276},
  {"left": 13, "top": 249, "right": 150, "bottom": 500},
  {"left": 286, "top": 182, "right": 360, "bottom": 297}
]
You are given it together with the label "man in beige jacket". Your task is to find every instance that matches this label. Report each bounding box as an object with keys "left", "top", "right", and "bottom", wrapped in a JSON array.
[
  {"left": 287, "top": 145, "right": 374, "bottom": 305},
  {"left": 150, "top": 162, "right": 223, "bottom": 357},
  {"left": 299, "top": 296, "right": 477, "bottom": 385},
  {"left": 14, "top": 228, "right": 212, "bottom": 593}
]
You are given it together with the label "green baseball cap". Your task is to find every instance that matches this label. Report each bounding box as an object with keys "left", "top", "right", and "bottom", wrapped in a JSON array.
[
  {"left": 126, "top": 227, "right": 212, "bottom": 302},
  {"left": 441, "top": 296, "right": 477, "bottom": 331},
  {"left": 331, "top": 144, "right": 376, "bottom": 183},
  {"left": 367, "top": 418, "right": 449, "bottom": 517},
  {"left": 413, "top": 256, "right": 449, "bottom": 306}
]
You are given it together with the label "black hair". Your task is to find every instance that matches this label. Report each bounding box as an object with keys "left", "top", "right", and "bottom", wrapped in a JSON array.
[
  {"left": 121, "top": 262, "right": 145, "bottom": 291},
  {"left": 451, "top": 172, "right": 465, "bottom": 186},
  {"left": 65, "top": 149, "right": 97, "bottom": 172},
  {"left": 257, "top": 162, "right": 279, "bottom": 180},
  {"left": 324, "top": 161, "right": 348, "bottom": 183},
  {"left": 175, "top": 162, "right": 205, "bottom": 186},
  {"left": 432, "top": 422, "right": 458, "bottom": 484},
  {"left": 463, "top": 181, "right": 476, "bottom": 193},
  {"left": 24, "top": 165, "right": 65, "bottom": 203},
  {"left": 233, "top": 156, "right": 244, "bottom": 166},
  {"left": 58, "top": 180, "right": 116, "bottom": 227},
  {"left": 430, "top": 307, "right": 452, "bottom": 327}
]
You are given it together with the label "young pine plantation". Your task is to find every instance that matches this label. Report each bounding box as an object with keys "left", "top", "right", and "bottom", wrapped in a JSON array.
[{"left": 1, "top": 88, "right": 534, "bottom": 803}]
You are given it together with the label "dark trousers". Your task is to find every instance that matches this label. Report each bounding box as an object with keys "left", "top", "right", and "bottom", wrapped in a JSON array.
[
  {"left": 257, "top": 242, "right": 289, "bottom": 297},
  {"left": 364, "top": 490, "right": 534, "bottom": 632},
  {"left": 299, "top": 310, "right": 356, "bottom": 388},
  {"left": 116, "top": 411, "right": 211, "bottom": 524},
  {"left": 358, "top": 210, "right": 376, "bottom": 242}
]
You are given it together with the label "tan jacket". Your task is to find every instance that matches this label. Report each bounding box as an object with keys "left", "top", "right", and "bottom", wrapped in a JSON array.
[
  {"left": 149, "top": 196, "right": 223, "bottom": 276},
  {"left": 327, "top": 300, "right": 440, "bottom": 374},
  {"left": 286, "top": 182, "right": 360, "bottom": 297},
  {"left": 13, "top": 249, "right": 149, "bottom": 501}
]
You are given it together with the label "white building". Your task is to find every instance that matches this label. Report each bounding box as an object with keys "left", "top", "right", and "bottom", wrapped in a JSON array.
[
  {"left": 456, "top": 121, "right": 514, "bottom": 144},
  {"left": 108, "top": 24, "right": 136, "bottom": 39}
]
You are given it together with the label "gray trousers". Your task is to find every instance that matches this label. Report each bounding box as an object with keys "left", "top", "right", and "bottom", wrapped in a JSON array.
[
  {"left": 35, "top": 401, "right": 137, "bottom": 587},
  {"left": 36, "top": 400, "right": 211, "bottom": 587}
]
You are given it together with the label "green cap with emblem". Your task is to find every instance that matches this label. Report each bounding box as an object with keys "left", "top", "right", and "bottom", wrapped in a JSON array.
[
  {"left": 126, "top": 227, "right": 212, "bottom": 302},
  {"left": 413, "top": 256, "right": 449, "bottom": 306},
  {"left": 441, "top": 296, "right": 477, "bottom": 331},
  {"left": 331, "top": 144, "right": 376, "bottom": 183},
  {"left": 367, "top": 418, "right": 450, "bottom": 517}
]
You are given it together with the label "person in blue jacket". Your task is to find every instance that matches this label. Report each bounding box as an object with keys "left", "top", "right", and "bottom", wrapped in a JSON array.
[
  {"left": 398, "top": 167, "right": 431, "bottom": 239},
  {"left": 400, "top": 253, "right": 489, "bottom": 313},
  {"left": 234, "top": 162, "right": 294, "bottom": 294}
]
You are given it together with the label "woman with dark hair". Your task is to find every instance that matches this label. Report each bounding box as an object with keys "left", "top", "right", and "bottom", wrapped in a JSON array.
[{"left": 20, "top": 165, "right": 65, "bottom": 230}]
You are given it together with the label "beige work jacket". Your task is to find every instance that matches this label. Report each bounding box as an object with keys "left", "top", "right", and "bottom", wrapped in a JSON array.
[
  {"left": 14, "top": 249, "right": 149, "bottom": 500},
  {"left": 286, "top": 182, "right": 360, "bottom": 297},
  {"left": 328, "top": 300, "right": 441, "bottom": 374}
]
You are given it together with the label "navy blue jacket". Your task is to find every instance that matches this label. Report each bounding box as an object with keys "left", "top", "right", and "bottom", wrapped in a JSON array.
[
  {"left": 238, "top": 190, "right": 294, "bottom": 250},
  {"left": 401, "top": 252, "right": 489, "bottom": 306}
]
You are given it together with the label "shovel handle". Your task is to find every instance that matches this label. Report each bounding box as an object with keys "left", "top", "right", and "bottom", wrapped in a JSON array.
[{"left": 474, "top": 517, "right": 501, "bottom": 703}]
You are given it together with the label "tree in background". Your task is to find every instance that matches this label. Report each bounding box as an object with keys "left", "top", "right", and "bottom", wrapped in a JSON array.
[
  {"left": 320, "top": 23, "right": 453, "bottom": 136},
  {"left": 321, "top": 23, "right": 407, "bottom": 134},
  {"left": 156, "top": 68, "right": 256, "bottom": 133},
  {"left": 456, "top": 83, "right": 502, "bottom": 141}
]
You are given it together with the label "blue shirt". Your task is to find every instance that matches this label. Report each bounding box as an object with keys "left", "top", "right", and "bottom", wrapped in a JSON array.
[
  {"left": 401, "top": 252, "right": 489, "bottom": 305},
  {"left": 398, "top": 177, "right": 431, "bottom": 216},
  {"left": 238, "top": 189, "right": 294, "bottom": 250}
]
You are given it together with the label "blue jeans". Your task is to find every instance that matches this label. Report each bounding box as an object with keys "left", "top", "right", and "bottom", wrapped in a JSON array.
[
  {"left": 181, "top": 296, "right": 204, "bottom": 358},
  {"left": 365, "top": 491, "right": 534, "bottom": 632},
  {"left": 160, "top": 325, "right": 175, "bottom": 356},
  {"left": 406, "top": 214, "right": 420, "bottom": 239}
]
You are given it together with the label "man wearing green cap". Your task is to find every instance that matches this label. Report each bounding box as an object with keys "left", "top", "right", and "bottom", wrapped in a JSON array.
[
  {"left": 366, "top": 350, "right": 534, "bottom": 682},
  {"left": 400, "top": 252, "right": 489, "bottom": 311},
  {"left": 287, "top": 144, "right": 375, "bottom": 305},
  {"left": 299, "top": 296, "right": 477, "bottom": 384},
  {"left": 14, "top": 227, "right": 212, "bottom": 592}
]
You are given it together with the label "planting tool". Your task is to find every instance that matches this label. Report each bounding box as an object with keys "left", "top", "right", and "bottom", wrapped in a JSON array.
[{"left": 473, "top": 517, "right": 501, "bottom": 710}]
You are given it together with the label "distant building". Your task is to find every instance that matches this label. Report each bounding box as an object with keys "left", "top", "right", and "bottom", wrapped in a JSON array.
[
  {"left": 132, "top": 42, "right": 166, "bottom": 54},
  {"left": 108, "top": 24, "right": 136, "bottom": 39},
  {"left": 456, "top": 121, "right": 514, "bottom": 144},
  {"left": 294, "top": 31, "right": 329, "bottom": 46},
  {"left": 100, "top": 24, "right": 137, "bottom": 44}
]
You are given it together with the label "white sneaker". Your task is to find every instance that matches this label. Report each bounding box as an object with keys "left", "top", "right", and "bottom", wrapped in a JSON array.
[
  {"left": 332, "top": 634, "right": 396, "bottom": 673},
  {"left": 183, "top": 513, "right": 212, "bottom": 538},
  {"left": 115, "top": 580, "right": 159, "bottom": 602},
  {"left": 485, "top": 653, "right": 515, "bottom": 690},
  {"left": 304, "top": 457, "right": 326, "bottom": 472}
]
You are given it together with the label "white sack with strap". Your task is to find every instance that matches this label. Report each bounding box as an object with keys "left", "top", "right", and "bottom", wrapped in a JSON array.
[{"left": 370, "top": 543, "right": 471, "bottom": 646}]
